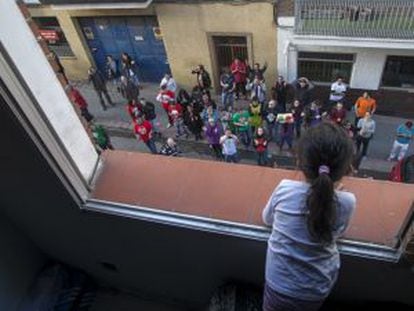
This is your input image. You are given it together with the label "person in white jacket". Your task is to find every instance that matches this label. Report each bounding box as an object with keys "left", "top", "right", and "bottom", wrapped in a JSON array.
[{"left": 160, "top": 73, "right": 177, "bottom": 93}]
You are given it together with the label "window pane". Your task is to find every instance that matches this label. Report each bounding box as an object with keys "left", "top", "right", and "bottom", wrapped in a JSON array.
[
  {"left": 33, "top": 17, "right": 74, "bottom": 57},
  {"left": 382, "top": 56, "right": 414, "bottom": 88},
  {"left": 298, "top": 60, "right": 353, "bottom": 83}
]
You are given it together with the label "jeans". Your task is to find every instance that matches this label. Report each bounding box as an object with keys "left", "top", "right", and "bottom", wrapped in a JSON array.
[
  {"left": 238, "top": 130, "right": 251, "bottom": 147},
  {"left": 235, "top": 82, "right": 246, "bottom": 98},
  {"left": 356, "top": 135, "right": 371, "bottom": 157},
  {"left": 145, "top": 139, "right": 157, "bottom": 154},
  {"left": 210, "top": 144, "right": 222, "bottom": 159},
  {"left": 294, "top": 120, "right": 302, "bottom": 139},
  {"left": 224, "top": 153, "right": 238, "bottom": 163},
  {"left": 266, "top": 122, "right": 279, "bottom": 143},
  {"left": 389, "top": 140, "right": 409, "bottom": 161},
  {"left": 279, "top": 135, "right": 293, "bottom": 150},
  {"left": 174, "top": 118, "right": 189, "bottom": 137},
  {"left": 221, "top": 92, "right": 234, "bottom": 109},
  {"left": 150, "top": 118, "right": 160, "bottom": 133},
  {"left": 257, "top": 150, "right": 268, "bottom": 166}
]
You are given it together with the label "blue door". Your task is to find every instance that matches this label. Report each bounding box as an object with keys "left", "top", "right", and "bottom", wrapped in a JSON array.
[{"left": 78, "top": 16, "right": 170, "bottom": 83}]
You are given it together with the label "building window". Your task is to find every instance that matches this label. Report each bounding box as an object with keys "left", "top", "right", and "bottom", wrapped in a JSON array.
[
  {"left": 382, "top": 56, "right": 414, "bottom": 88},
  {"left": 298, "top": 52, "right": 354, "bottom": 83},
  {"left": 33, "top": 17, "right": 74, "bottom": 57}
]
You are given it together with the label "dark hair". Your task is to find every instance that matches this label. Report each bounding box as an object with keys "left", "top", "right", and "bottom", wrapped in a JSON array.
[
  {"left": 298, "top": 122, "right": 353, "bottom": 244},
  {"left": 405, "top": 121, "right": 413, "bottom": 128}
]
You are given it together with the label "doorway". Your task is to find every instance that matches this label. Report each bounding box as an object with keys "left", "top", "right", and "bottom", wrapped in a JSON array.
[{"left": 212, "top": 36, "right": 249, "bottom": 89}]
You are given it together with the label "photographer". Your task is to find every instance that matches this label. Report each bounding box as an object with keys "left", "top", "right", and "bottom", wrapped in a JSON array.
[
  {"left": 220, "top": 129, "right": 239, "bottom": 163},
  {"left": 191, "top": 64, "right": 211, "bottom": 92}
]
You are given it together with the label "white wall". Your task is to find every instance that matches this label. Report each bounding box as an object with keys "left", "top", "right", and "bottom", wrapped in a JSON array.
[
  {"left": 0, "top": 214, "right": 46, "bottom": 311},
  {"left": 0, "top": 1, "right": 98, "bottom": 188},
  {"left": 279, "top": 25, "right": 414, "bottom": 89},
  {"left": 277, "top": 17, "right": 297, "bottom": 81}
]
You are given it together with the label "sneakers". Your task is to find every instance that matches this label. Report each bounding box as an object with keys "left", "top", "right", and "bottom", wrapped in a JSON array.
[{"left": 166, "top": 123, "right": 172, "bottom": 129}]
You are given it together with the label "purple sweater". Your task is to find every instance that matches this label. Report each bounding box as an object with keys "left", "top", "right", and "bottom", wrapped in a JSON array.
[{"left": 205, "top": 124, "right": 222, "bottom": 145}]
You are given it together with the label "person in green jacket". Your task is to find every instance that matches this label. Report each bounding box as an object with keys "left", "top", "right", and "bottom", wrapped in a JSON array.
[
  {"left": 232, "top": 108, "right": 251, "bottom": 148},
  {"left": 90, "top": 122, "right": 114, "bottom": 153}
]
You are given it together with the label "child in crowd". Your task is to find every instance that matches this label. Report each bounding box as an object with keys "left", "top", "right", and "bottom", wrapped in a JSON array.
[
  {"left": 253, "top": 127, "right": 269, "bottom": 166},
  {"left": 277, "top": 113, "right": 295, "bottom": 152}
]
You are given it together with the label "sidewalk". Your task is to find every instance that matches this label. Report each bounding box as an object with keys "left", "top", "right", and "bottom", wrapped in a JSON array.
[{"left": 75, "top": 81, "right": 413, "bottom": 175}]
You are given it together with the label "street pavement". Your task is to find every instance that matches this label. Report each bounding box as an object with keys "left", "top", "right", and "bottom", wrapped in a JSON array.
[{"left": 73, "top": 81, "right": 414, "bottom": 176}]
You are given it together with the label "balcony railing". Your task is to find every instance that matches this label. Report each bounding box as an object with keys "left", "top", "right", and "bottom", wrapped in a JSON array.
[{"left": 294, "top": 0, "right": 414, "bottom": 39}]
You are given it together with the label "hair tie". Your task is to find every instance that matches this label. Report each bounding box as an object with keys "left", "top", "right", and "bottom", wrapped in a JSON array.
[{"left": 318, "top": 165, "right": 330, "bottom": 175}]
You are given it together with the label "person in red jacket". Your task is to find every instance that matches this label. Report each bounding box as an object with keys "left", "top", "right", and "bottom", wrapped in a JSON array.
[
  {"left": 230, "top": 57, "right": 247, "bottom": 99},
  {"left": 253, "top": 126, "right": 269, "bottom": 166},
  {"left": 168, "top": 101, "right": 189, "bottom": 138},
  {"left": 156, "top": 84, "right": 175, "bottom": 128},
  {"left": 133, "top": 116, "right": 157, "bottom": 154},
  {"left": 66, "top": 85, "right": 94, "bottom": 123},
  {"left": 329, "top": 102, "right": 347, "bottom": 126}
]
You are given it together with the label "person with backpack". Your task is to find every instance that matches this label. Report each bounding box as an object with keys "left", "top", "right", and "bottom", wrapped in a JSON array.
[{"left": 262, "top": 122, "right": 356, "bottom": 311}]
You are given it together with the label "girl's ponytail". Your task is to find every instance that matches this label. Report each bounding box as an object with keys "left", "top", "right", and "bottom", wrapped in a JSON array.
[
  {"left": 306, "top": 166, "right": 336, "bottom": 244},
  {"left": 298, "top": 123, "right": 353, "bottom": 244}
]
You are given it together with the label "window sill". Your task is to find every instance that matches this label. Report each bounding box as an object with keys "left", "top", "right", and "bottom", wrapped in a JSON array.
[
  {"left": 380, "top": 86, "right": 414, "bottom": 93},
  {"left": 88, "top": 151, "right": 414, "bottom": 261}
]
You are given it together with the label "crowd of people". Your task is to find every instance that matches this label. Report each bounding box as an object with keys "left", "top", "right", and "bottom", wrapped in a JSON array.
[{"left": 65, "top": 53, "right": 414, "bottom": 167}]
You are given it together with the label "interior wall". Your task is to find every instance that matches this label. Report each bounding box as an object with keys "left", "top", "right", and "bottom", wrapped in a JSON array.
[{"left": 0, "top": 213, "right": 46, "bottom": 311}]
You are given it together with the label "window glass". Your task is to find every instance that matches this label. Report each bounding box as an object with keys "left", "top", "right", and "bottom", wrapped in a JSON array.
[{"left": 382, "top": 56, "right": 414, "bottom": 88}]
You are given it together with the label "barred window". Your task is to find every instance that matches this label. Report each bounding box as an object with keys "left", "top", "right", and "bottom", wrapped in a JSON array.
[
  {"left": 33, "top": 17, "right": 74, "bottom": 57},
  {"left": 298, "top": 52, "right": 354, "bottom": 83},
  {"left": 382, "top": 56, "right": 414, "bottom": 88}
]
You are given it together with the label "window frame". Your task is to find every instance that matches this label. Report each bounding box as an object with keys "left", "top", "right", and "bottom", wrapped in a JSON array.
[
  {"left": 297, "top": 51, "right": 355, "bottom": 84},
  {"left": 380, "top": 55, "right": 414, "bottom": 89},
  {"left": 33, "top": 16, "right": 75, "bottom": 58}
]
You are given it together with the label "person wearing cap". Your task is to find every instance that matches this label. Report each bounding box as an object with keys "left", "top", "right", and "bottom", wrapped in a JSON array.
[{"left": 388, "top": 121, "right": 414, "bottom": 161}]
